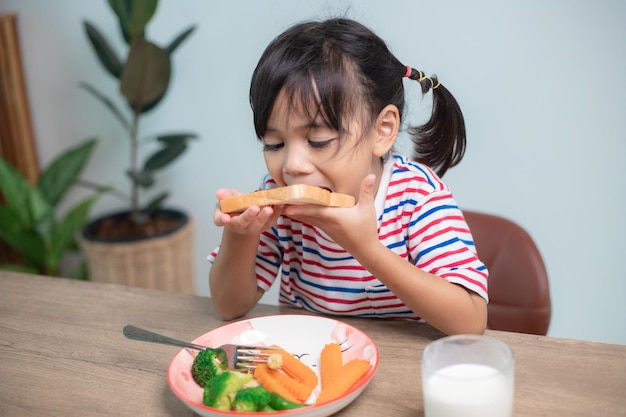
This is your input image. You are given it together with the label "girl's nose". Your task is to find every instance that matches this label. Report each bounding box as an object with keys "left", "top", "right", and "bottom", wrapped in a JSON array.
[{"left": 283, "top": 144, "right": 312, "bottom": 178}]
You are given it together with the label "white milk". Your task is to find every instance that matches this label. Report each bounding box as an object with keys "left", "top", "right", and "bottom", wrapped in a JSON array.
[{"left": 423, "top": 363, "right": 513, "bottom": 417}]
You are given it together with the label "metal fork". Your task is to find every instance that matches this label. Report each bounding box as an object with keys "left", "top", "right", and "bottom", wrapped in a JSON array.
[{"left": 122, "top": 323, "right": 276, "bottom": 370}]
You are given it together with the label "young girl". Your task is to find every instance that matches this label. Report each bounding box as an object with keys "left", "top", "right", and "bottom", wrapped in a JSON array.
[{"left": 209, "top": 18, "right": 488, "bottom": 335}]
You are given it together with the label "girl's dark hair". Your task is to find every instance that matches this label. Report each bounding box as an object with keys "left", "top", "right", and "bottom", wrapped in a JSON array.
[{"left": 249, "top": 18, "right": 466, "bottom": 177}]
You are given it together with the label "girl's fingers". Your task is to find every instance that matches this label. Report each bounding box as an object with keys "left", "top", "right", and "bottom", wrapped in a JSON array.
[
  {"left": 220, "top": 205, "right": 279, "bottom": 235},
  {"left": 357, "top": 174, "right": 376, "bottom": 205},
  {"left": 215, "top": 188, "right": 242, "bottom": 199}
]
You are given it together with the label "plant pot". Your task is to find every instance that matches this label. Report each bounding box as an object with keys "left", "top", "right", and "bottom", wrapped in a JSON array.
[{"left": 80, "top": 208, "right": 195, "bottom": 293}]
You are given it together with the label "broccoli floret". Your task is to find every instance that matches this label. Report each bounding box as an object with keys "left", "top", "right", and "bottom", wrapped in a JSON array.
[
  {"left": 269, "top": 392, "right": 308, "bottom": 410},
  {"left": 232, "top": 385, "right": 271, "bottom": 412},
  {"left": 192, "top": 348, "right": 227, "bottom": 387},
  {"left": 203, "top": 370, "right": 253, "bottom": 410}
]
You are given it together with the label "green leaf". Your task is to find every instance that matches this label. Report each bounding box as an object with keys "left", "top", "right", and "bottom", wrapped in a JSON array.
[
  {"left": 68, "top": 261, "right": 89, "bottom": 280},
  {"left": 142, "top": 191, "right": 168, "bottom": 213},
  {"left": 66, "top": 237, "right": 80, "bottom": 251},
  {"left": 156, "top": 132, "right": 198, "bottom": 144},
  {"left": 120, "top": 38, "right": 171, "bottom": 111},
  {"left": 136, "top": 24, "right": 196, "bottom": 114},
  {"left": 127, "top": 169, "right": 154, "bottom": 188},
  {"left": 0, "top": 264, "right": 39, "bottom": 274},
  {"left": 109, "top": 0, "right": 158, "bottom": 42},
  {"left": 83, "top": 20, "right": 123, "bottom": 79},
  {"left": 74, "top": 179, "right": 129, "bottom": 204},
  {"left": 108, "top": 0, "right": 133, "bottom": 43},
  {"left": 0, "top": 206, "right": 22, "bottom": 238},
  {"left": 143, "top": 141, "right": 187, "bottom": 171},
  {"left": 136, "top": 88, "right": 166, "bottom": 113},
  {"left": 4, "top": 230, "right": 45, "bottom": 265},
  {"left": 0, "top": 158, "right": 32, "bottom": 225},
  {"left": 80, "top": 82, "right": 131, "bottom": 131},
  {"left": 49, "top": 194, "right": 101, "bottom": 269},
  {"left": 165, "top": 25, "right": 196, "bottom": 55},
  {"left": 0, "top": 206, "right": 47, "bottom": 265},
  {"left": 128, "top": 0, "right": 158, "bottom": 38},
  {"left": 38, "top": 138, "right": 98, "bottom": 206},
  {"left": 28, "top": 187, "right": 55, "bottom": 241}
]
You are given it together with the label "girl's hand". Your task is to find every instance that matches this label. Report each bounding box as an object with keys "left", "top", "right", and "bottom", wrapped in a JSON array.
[
  {"left": 214, "top": 188, "right": 284, "bottom": 236},
  {"left": 282, "top": 175, "right": 379, "bottom": 253}
]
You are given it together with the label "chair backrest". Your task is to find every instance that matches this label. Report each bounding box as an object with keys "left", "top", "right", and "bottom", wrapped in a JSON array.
[{"left": 463, "top": 210, "right": 551, "bottom": 335}]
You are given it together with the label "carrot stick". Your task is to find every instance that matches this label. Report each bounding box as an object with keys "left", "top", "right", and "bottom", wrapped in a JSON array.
[
  {"left": 271, "top": 345, "right": 319, "bottom": 389},
  {"left": 266, "top": 364, "right": 313, "bottom": 402},
  {"left": 319, "top": 343, "right": 343, "bottom": 390},
  {"left": 315, "top": 359, "right": 371, "bottom": 405},
  {"left": 254, "top": 363, "right": 301, "bottom": 403}
]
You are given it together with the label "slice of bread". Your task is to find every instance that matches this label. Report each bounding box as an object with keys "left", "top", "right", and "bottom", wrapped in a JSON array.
[{"left": 219, "top": 184, "right": 355, "bottom": 213}]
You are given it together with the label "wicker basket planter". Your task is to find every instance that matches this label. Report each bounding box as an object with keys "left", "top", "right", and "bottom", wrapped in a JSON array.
[{"left": 80, "top": 208, "right": 195, "bottom": 293}]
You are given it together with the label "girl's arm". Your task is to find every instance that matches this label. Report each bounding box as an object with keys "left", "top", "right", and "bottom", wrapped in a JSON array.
[
  {"left": 209, "top": 190, "right": 283, "bottom": 320},
  {"left": 350, "top": 240, "right": 487, "bottom": 335},
  {"left": 209, "top": 228, "right": 265, "bottom": 321}
]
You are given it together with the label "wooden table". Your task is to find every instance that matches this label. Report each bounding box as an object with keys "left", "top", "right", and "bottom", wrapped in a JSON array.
[{"left": 1, "top": 271, "right": 624, "bottom": 416}]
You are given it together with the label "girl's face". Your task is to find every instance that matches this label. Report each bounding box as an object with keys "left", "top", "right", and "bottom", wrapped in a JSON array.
[{"left": 262, "top": 89, "right": 392, "bottom": 201}]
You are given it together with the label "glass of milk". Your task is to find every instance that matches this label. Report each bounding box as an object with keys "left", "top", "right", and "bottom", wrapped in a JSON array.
[{"left": 421, "top": 334, "right": 514, "bottom": 417}]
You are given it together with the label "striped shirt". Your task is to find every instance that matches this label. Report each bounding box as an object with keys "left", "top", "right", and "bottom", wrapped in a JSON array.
[{"left": 209, "top": 153, "right": 488, "bottom": 320}]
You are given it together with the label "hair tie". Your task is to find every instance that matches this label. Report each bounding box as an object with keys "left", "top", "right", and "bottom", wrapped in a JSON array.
[
  {"left": 425, "top": 76, "right": 440, "bottom": 90},
  {"left": 406, "top": 67, "right": 441, "bottom": 90}
]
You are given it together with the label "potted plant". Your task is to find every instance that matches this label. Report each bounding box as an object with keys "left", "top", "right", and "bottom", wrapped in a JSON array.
[
  {"left": 0, "top": 138, "right": 101, "bottom": 279},
  {"left": 79, "top": 0, "right": 198, "bottom": 293}
]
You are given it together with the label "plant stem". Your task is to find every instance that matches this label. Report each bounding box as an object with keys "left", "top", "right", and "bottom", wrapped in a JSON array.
[
  {"left": 130, "top": 110, "right": 140, "bottom": 215},
  {"left": 74, "top": 179, "right": 130, "bottom": 202}
]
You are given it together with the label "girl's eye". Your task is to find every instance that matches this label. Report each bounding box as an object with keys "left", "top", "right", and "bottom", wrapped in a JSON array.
[
  {"left": 263, "top": 142, "right": 284, "bottom": 152},
  {"left": 308, "top": 139, "right": 335, "bottom": 149}
]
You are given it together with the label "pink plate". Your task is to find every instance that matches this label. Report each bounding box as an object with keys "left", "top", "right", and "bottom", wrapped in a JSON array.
[{"left": 167, "top": 315, "right": 379, "bottom": 416}]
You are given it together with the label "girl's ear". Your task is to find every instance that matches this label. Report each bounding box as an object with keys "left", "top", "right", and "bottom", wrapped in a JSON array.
[{"left": 373, "top": 104, "right": 400, "bottom": 157}]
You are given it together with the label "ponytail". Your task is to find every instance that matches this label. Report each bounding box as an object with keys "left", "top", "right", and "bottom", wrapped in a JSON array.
[{"left": 405, "top": 67, "right": 466, "bottom": 177}]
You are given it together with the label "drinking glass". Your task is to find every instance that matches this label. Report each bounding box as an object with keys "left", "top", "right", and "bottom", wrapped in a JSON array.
[{"left": 421, "top": 334, "right": 515, "bottom": 417}]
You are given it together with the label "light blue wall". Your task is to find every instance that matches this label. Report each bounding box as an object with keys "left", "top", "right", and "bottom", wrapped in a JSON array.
[{"left": 1, "top": 0, "right": 624, "bottom": 344}]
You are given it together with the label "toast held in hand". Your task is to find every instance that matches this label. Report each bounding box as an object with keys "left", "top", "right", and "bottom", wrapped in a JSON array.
[{"left": 219, "top": 184, "right": 355, "bottom": 214}]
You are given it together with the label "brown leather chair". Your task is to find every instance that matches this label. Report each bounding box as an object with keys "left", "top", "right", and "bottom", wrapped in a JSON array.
[{"left": 463, "top": 211, "right": 552, "bottom": 335}]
